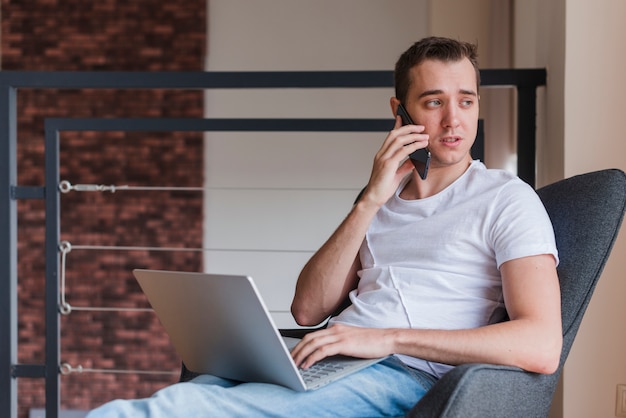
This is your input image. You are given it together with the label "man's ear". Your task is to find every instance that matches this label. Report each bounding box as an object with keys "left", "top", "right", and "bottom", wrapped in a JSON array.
[{"left": 390, "top": 97, "right": 401, "bottom": 117}]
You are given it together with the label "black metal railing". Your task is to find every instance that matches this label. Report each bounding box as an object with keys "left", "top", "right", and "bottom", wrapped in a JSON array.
[{"left": 0, "top": 68, "right": 546, "bottom": 418}]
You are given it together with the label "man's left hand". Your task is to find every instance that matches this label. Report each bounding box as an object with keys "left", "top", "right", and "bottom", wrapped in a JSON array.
[{"left": 290, "top": 324, "right": 394, "bottom": 369}]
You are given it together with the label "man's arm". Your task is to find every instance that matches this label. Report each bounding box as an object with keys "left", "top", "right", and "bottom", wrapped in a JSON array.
[
  {"left": 291, "top": 116, "right": 427, "bottom": 326},
  {"left": 291, "top": 253, "right": 562, "bottom": 375},
  {"left": 290, "top": 204, "right": 369, "bottom": 327}
]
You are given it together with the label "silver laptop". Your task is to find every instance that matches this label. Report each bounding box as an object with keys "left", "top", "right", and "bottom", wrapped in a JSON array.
[{"left": 133, "top": 269, "right": 385, "bottom": 391}]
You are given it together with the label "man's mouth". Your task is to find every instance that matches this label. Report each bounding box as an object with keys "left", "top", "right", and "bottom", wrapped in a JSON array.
[{"left": 442, "top": 136, "right": 461, "bottom": 143}]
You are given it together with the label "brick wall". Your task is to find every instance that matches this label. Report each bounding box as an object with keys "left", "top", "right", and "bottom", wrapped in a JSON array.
[{"left": 1, "top": 0, "right": 206, "bottom": 415}]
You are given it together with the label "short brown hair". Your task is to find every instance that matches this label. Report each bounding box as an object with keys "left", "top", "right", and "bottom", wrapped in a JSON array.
[{"left": 394, "top": 37, "right": 480, "bottom": 104}]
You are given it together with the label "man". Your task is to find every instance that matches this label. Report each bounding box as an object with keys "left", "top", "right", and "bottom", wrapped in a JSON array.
[{"left": 88, "top": 36, "right": 561, "bottom": 418}]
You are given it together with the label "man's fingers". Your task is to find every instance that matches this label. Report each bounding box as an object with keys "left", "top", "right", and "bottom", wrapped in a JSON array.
[{"left": 291, "top": 329, "right": 340, "bottom": 369}]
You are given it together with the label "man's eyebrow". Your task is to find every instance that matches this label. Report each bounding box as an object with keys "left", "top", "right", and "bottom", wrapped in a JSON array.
[
  {"left": 418, "top": 88, "right": 478, "bottom": 99},
  {"left": 460, "top": 89, "right": 478, "bottom": 96},
  {"left": 418, "top": 89, "right": 443, "bottom": 99}
]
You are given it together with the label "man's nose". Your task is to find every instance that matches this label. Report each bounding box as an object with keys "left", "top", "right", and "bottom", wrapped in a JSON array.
[{"left": 441, "top": 105, "right": 460, "bottom": 128}]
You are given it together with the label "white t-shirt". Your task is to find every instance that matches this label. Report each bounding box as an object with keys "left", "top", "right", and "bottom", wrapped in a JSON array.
[{"left": 330, "top": 161, "right": 558, "bottom": 378}]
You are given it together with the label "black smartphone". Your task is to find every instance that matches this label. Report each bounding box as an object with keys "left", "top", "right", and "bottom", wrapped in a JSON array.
[{"left": 397, "top": 103, "right": 430, "bottom": 180}]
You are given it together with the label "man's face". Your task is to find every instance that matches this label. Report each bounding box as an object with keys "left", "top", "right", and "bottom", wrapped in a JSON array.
[{"left": 403, "top": 58, "right": 479, "bottom": 171}]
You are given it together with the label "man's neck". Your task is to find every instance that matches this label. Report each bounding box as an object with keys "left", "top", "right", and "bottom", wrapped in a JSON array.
[{"left": 400, "top": 157, "right": 473, "bottom": 200}]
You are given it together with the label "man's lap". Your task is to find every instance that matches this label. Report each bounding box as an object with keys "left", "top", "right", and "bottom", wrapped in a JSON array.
[{"left": 86, "top": 356, "right": 437, "bottom": 418}]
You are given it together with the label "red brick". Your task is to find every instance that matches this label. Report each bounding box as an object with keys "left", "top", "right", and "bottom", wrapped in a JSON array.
[{"left": 2, "top": 0, "right": 206, "bottom": 415}]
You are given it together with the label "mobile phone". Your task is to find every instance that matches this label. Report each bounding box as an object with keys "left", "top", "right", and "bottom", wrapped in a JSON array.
[{"left": 397, "top": 103, "right": 430, "bottom": 180}]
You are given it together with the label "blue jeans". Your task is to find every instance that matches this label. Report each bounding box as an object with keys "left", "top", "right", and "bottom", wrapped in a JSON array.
[{"left": 86, "top": 356, "right": 437, "bottom": 418}]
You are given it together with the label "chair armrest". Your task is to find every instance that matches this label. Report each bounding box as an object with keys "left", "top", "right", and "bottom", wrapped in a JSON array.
[
  {"left": 407, "top": 363, "right": 558, "bottom": 418},
  {"left": 179, "top": 362, "right": 202, "bottom": 382},
  {"left": 279, "top": 327, "right": 323, "bottom": 339}
]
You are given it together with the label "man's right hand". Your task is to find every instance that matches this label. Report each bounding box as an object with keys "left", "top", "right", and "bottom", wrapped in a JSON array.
[{"left": 360, "top": 115, "right": 428, "bottom": 208}]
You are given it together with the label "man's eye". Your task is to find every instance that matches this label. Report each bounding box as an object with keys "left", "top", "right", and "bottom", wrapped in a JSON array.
[{"left": 426, "top": 100, "right": 441, "bottom": 107}]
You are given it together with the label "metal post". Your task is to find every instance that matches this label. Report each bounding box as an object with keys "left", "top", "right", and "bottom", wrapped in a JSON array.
[
  {"left": 44, "top": 123, "right": 61, "bottom": 418},
  {"left": 517, "top": 85, "right": 538, "bottom": 187},
  {"left": 0, "top": 84, "right": 18, "bottom": 418}
]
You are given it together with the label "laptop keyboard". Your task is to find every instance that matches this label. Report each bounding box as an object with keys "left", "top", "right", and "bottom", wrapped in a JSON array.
[{"left": 299, "top": 360, "right": 347, "bottom": 384}]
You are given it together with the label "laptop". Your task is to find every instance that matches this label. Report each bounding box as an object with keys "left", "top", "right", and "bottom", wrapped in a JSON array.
[{"left": 133, "top": 269, "right": 385, "bottom": 391}]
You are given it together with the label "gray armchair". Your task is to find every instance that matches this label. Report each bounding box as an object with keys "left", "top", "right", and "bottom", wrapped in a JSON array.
[
  {"left": 409, "top": 168, "right": 626, "bottom": 417},
  {"left": 180, "top": 169, "right": 626, "bottom": 417}
]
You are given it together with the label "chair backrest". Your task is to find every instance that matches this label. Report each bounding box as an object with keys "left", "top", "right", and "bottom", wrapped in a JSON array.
[{"left": 535, "top": 169, "right": 626, "bottom": 367}]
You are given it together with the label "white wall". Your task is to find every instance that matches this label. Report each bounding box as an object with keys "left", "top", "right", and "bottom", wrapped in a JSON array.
[
  {"left": 204, "top": 3, "right": 626, "bottom": 414},
  {"left": 562, "top": 1, "right": 626, "bottom": 417},
  {"left": 203, "top": 0, "right": 429, "bottom": 328},
  {"left": 514, "top": 0, "right": 566, "bottom": 188},
  {"left": 430, "top": 0, "right": 516, "bottom": 171},
  {"left": 203, "top": 0, "right": 517, "bottom": 330},
  {"left": 516, "top": 0, "right": 626, "bottom": 416}
]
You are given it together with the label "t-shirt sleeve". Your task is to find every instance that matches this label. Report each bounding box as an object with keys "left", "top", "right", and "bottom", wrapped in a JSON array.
[{"left": 490, "top": 180, "right": 559, "bottom": 269}]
